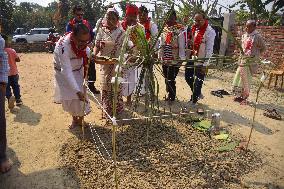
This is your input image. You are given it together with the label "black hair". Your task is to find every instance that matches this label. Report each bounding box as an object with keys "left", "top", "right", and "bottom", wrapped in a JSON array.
[
  {"left": 169, "top": 10, "right": 177, "bottom": 19},
  {"left": 139, "top": 6, "right": 148, "bottom": 14},
  {"left": 73, "top": 5, "right": 83, "bottom": 14},
  {"left": 2, "top": 34, "right": 8, "bottom": 41},
  {"left": 107, "top": 10, "right": 119, "bottom": 19},
  {"left": 72, "top": 23, "right": 89, "bottom": 36},
  {"left": 194, "top": 10, "right": 206, "bottom": 19}
]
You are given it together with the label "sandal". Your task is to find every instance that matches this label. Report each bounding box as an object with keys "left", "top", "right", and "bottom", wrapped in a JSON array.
[
  {"left": 234, "top": 97, "right": 243, "bottom": 102},
  {"left": 240, "top": 99, "right": 248, "bottom": 105},
  {"left": 264, "top": 109, "right": 282, "bottom": 120},
  {"left": 217, "top": 89, "right": 230, "bottom": 95},
  {"left": 210, "top": 91, "right": 223, "bottom": 98}
]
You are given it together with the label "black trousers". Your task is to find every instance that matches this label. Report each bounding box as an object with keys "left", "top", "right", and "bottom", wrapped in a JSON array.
[
  {"left": 162, "top": 65, "right": 180, "bottom": 100},
  {"left": 185, "top": 62, "right": 205, "bottom": 103},
  {"left": 0, "top": 87, "right": 7, "bottom": 163},
  {"left": 88, "top": 60, "right": 97, "bottom": 91}
]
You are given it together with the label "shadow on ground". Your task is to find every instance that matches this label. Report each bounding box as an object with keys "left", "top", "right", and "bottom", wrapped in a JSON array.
[
  {"left": 10, "top": 105, "right": 42, "bottom": 126},
  {"left": 0, "top": 148, "right": 80, "bottom": 189}
]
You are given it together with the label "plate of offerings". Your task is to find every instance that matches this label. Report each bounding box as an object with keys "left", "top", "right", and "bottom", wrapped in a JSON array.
[{"left": 94, "top": 56, "right": 118, "bottom": 65}]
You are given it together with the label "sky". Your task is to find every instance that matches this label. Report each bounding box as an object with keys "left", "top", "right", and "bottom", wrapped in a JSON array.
[
  {"left": 15, "top": 0, "right": 273, "bottom": 13},
  {"left": 16, "top": 0, "right": 239, "bottom": 9}
]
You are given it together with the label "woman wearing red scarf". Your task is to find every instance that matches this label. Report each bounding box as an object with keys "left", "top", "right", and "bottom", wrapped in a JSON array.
[
  {"left": 185, "top": 11, "right": 216, "bottom": 106},
  {"left": 160, "top": 10, "right": 186, "bottom": 102},
  {"left": 94, "top": 8, "right": 125, "bottom": 118},
  {"left": 54, "top": 23, "right": 91, "bottom": 129}
]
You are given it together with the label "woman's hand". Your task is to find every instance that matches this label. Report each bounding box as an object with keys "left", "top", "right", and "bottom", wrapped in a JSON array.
[{"left": 76, "top": 91, "right": 85, "bottom": 101}]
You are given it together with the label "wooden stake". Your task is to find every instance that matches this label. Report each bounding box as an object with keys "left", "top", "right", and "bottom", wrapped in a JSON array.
[{"left": 246, "top": 82, "right": 263, "bottom": 150}]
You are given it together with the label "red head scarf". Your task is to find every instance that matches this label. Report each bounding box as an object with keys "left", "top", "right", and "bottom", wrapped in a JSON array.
[{"left": 126, "top": 4, "right": 138, "bottom": 16}]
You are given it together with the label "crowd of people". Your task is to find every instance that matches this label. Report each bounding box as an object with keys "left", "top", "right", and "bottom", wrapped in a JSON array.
[
  {"left": 53, "top": 4, "right": 266, "bottom": 127},
  {"left": 53, "top": 4, "right": 220, "bottom": 127},
  {"left": 0, "top": 4, "right": 266, "bottom": 173}
]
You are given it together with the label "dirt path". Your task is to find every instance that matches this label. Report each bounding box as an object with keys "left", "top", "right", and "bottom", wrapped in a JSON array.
[{"left": 0, "top": 53, "right": 283, "bottom": 189}]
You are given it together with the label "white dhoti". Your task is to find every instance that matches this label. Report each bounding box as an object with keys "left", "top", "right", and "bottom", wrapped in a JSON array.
[{"left": 121, "top": 67, "right": 136, "bottom": 97}]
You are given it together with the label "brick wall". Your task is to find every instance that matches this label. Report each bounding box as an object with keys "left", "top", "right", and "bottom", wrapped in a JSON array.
[
  {"left": 228, "top": 26, "right": 284, "bottom": 66},
  {"left": 11, "top": 42, "right": 47, "bottom": 53}
]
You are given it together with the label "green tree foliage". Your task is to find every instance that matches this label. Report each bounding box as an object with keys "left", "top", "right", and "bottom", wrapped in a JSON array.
[
  {"left": 0, "top": 0, "right": 103, "bottom": 35},
  {"left": 157, "top": 0, "right": 223, "bottom": 25},
  {"left": 0, "top": 0, "right": 16, "bottom": 34},
  {"left": 12, "top": 2, "right": 56, "bottom": 31},
  {"left": 230, "top": 0, "right": 284, "bottom": 25}
]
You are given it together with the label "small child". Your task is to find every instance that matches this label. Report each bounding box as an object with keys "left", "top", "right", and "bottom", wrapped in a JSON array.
[{"left": 2, "top": 35, "right": 22, "bottom": 109}]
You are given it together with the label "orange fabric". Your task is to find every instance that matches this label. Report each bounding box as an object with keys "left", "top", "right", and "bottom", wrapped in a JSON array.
[{"left": 5, "top": 48, "right": 19, "bottom": 76}]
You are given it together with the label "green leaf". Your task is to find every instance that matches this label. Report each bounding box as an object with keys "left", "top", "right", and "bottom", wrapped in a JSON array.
[
  {"left": 213, "top": 133, "right": 229, "bottom": 140},
  {"left": 192, "top": 120, "right": 211, "bottom": 131},
  {"left": 218, "top": 141, "right": 239, "bottom": 152}
]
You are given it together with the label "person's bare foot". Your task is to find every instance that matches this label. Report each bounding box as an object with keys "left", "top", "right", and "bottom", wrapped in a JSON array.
[
  {"left": 0, "top": 159, "right": 12, "bottom": 174},
  {"left": 69, "top": 120, "right": 79, "bottom": 129}
]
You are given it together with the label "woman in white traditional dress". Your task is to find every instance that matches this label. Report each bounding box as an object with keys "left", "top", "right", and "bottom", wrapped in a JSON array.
[
  {"left": 54, "top": 23, "right": 91, "bottom": 128},
  {"left": 94, "top": 8, "right": 125, "bottom": 118}
]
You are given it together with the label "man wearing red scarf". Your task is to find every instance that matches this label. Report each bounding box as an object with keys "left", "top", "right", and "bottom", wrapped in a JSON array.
[
  {"left": 66, "top": 5, "right": 99, "bottom": 95},
  {"left": 160, "top": 10, "right": 186, "bottom": 102},
  {"left": 54, "top": 23, "right": 91, "bottom": 129},
  {"left": 185, "top": 11, "right": 216, "bottom": 105},
  {"left": 138, "top": 6, "right": 158, "bottom": 43},
  {"left": 121, "top": 4, "right": 139, "bottom": 30},
  {"left": 120, "top": 4, "right": 146, "bottom": 105}
]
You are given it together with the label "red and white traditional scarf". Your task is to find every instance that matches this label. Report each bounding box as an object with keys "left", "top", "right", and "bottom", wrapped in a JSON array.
[
  {"left": 191, "top": 20, "right": 208, "bottom": 55},
  {"left": 70, "top": 34, "right": 88, "bottom": 77},
  {"left": 163, "top": 23, "right": 184, "bottom": 60},
  {"left": 143, "top": 18, "right": 151, "bottom": 40}
]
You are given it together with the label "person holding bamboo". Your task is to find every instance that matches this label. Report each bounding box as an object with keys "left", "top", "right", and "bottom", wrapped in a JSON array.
[
  {"left": 159, "top": 10, "right": 186, "bottom": 102},
  {"left": 232, "top": 20, "right": 266, "bottom": 105},
  {"left": 120, "top": 4, "right": 145, "bottom": 105},
  {"left": 94, "top": 7, "right": 125, "bottom": 118},
  {"left": 53, "top": 23, "right": 91, "bottom": 129},
  {"left": 185, "top": 11, "right": 216, "bottom": 105}
]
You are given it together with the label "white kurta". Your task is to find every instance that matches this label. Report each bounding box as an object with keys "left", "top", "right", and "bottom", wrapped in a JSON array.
[
  {"left": 194, "top": 25, "right": 216, "bottom": 66},
  {"left": 53, "top": 33, "right": 90, "bottom": 116},
  {"left": 120, "top": 23, "right": 146, "bottom": 97}
]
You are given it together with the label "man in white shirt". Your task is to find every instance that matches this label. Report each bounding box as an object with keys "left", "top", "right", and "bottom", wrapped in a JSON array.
[
  {"left": 138, "top": 6, "right": 158, "bottom": 44},
  {"left": 185, "top": 11, "right": 216, "bottom": 105},
  {"left": 54, "top": 23, "right": 91, "bottom": 129}
]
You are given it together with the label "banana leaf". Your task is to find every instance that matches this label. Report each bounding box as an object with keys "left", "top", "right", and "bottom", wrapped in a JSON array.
[
  {"left": 217, "top": 141, "right": 239, "bottom": 152},
  {"left": 192, "top": 120, "right": 212, "bottom": 131},
  {"left": 213, "top": 133, "right": 229, "bottom": 140}
]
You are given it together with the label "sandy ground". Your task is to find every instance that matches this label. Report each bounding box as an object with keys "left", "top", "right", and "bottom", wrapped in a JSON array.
[{"left": 0, "top": 53, "right": 283, "bottom": 189}]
